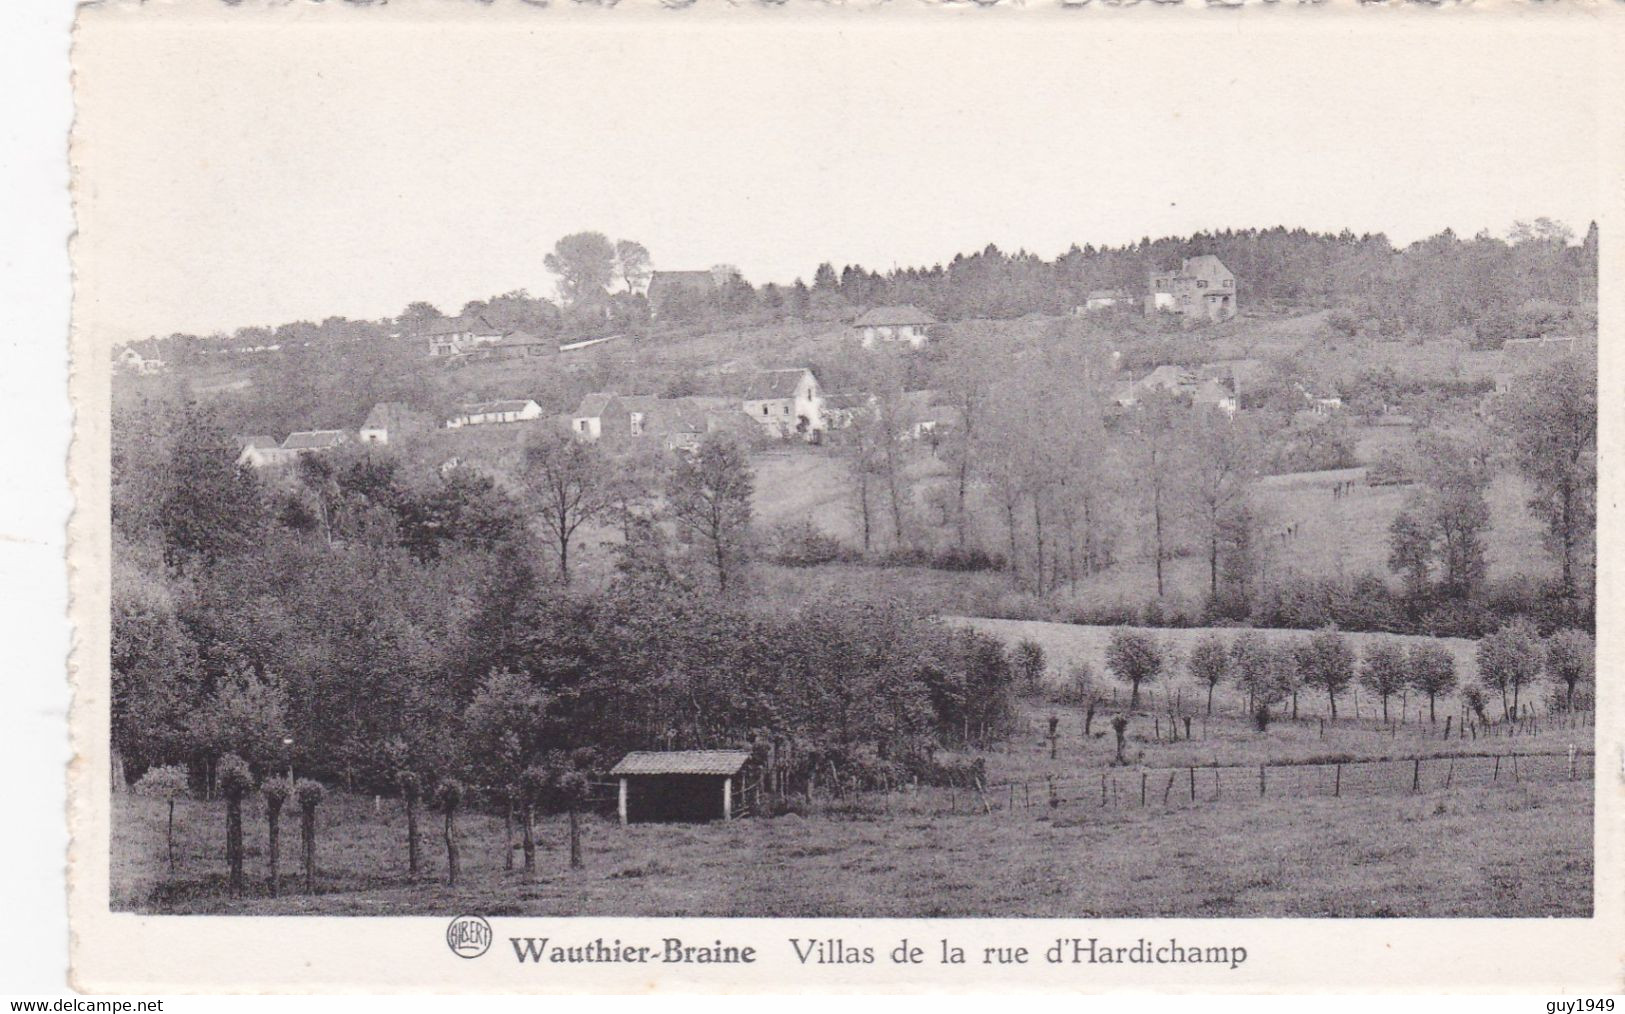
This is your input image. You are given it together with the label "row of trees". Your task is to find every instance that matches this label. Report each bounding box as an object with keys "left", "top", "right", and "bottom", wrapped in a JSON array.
[{"left": 1093, "top": 622, "right": 1593, "bottom": 726}]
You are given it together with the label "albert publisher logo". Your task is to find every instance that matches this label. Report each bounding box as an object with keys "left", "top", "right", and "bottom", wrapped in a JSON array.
[{"left": 446, "top": 915, "right": 493, "bottom": 959}]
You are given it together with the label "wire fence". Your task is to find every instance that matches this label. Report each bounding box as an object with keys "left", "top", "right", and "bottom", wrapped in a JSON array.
[{"left": 932, "top": 749, "right": 1596, "bottom": 817}]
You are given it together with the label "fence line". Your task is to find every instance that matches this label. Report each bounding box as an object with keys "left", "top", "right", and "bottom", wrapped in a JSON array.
[{"left": 929, "top": 749, "right": 1595, "bottom": 816}]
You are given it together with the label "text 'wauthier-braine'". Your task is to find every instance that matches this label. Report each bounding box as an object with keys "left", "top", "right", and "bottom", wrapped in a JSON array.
[{"left": 505, "top": 937, "right": 1246, "bottom": 970}]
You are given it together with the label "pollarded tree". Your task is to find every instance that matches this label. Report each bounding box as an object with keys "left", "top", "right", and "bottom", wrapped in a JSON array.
[
  {"left": 666, "top": 434, "right": 754, "bottom": 593},
  {"left": 1105, "top": 628, "right": 1162, "bottom": 709},
  {"left": 217, "top": 753, "right": 254, "bottom": 898},
  {"left": 294, "top": 779, "right": 326, "bottom": 894},
  {"left": 518, "top": 766, "right": 551, "bottom": 875},
  {"left": 1297, "top": 628, "right": 1356, "bottom": 720},
  {"left": 1477, "top": 619, "right": 1544, "bottom": 720},
  {"left": 1407, "top": 642, "right": 1458, "bottom": 723},
  {"left": 1187, "top": 632, "right": 1229, "bottom": 716},
  {"left": 1271, "top": 641, "right": 1305, "bottom": 720},
  {"left": 435, "top": 778, "right": 465, "bottom": 886},
  {"left": 260, "top": 777, "right": 291, "bottom": 897},
  {"left": 1544, "top": 628, "right": 1594, "bottom": 711},
  {"left": 1359, "top": 637, "right": 1408, "bottom": 722},
  {"left": 133, "top": 764, "right": 190, "bottom": 877},
  {"left": 555, "top": 768, "right": 591, "bottom": 871}
]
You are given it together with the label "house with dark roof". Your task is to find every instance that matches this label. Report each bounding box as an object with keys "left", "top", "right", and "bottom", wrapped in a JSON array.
[
  {"left": 1146, "top": 255, "right": 1238, "bottom": 322},
  {"left": 495, "top": 329, "right": 556, "bottom": 360},
  {"left": 358, "top": 402, "right": 427, "bottom": 445},
  {"left": 419, "top": 314, "right": 505, "bottom": 357},
  {"left": 446, "top": 399, "right": 543, "bottom": 428},
  {"left": 731, "top": 368, "right": 825, "bottom": 438},
  {"left": 854, "top": 305, "right": 938, "bottom": 348},
  {"left": 609, "top": 750, "right": 753, "bottom": 824}
]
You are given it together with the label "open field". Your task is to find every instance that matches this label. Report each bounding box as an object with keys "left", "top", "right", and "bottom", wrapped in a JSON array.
[{"left": 113, "top": 764, "right": 1592, "bottom": 918}]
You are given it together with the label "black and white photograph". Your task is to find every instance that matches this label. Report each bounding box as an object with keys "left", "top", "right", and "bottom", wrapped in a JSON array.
[{"left": 61, "top": 1, "right": 1621, "bottom": 994}]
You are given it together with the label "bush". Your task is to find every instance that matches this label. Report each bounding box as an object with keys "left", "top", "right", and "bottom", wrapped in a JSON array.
[
  {"left": 1325, "top": 309, "right": 1360, "bottom": 338},
  {"left": 763, "top": 520, "right": 854, "bottom": 567}
]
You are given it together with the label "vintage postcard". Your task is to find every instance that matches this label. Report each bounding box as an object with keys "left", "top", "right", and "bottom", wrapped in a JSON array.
[{"left": 68, "top": 0, "right": 1622, "bottom": 993}]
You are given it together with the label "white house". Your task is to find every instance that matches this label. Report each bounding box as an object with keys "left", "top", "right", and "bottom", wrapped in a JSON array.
[
  {"left": 735, "top": 368, "right": 825, "bottom": 438},
  {"left": 235, "top": 435, "right": 291, "bottom": 469},
  {"left": 853, "top": 305, "right": 938, "bottom": 349},
  {"left": 446, "top": 399, "right": 543, "bottom": 428},
  {"left": 116, "top": 347, "right": 166, "bottom": 375},
  {"left": 570, "top": 392, "right": 627, "bottom": 441},
  {"left": 420, "top": 314, "right": 505, "bottom": 357}
]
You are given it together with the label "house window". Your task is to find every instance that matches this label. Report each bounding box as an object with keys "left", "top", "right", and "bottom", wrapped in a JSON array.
[
  {"left": 1224, "top": 279, "right": 1233, "bottom": 288},
  {"left": 1197, "top": 280, "right": 1208, "bottom": 289},
  {"left": 762, "top": 405, "right": 769, "bottom": 416}
]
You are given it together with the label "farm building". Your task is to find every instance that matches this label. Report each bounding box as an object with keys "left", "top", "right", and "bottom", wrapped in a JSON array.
[
  {"left": 235, "top": 435, "right": 290, "bottom": 469},
  {"left": 571, "top": 392, "right": 629, "bottom": 441},
  {"left": 610, "top": 750, "right": 752, "bottom": 825},
  {"left": 1077, "top": 289, "right": 1134, "bottom": 313},
  {"left": 733, "top": 368, "right": 825, "bottom": 438},
  {"left": 358, "top": 402, "right": 428, "bottom": 445},
  {"left": 854, "top": 305, "right": 938, "bottom": 348},
  {"left": 446, "top": 399, "right": 543, "bottom": 428},
  {"left": 420, "top": 314, "right": 505, "bottom": 357},
  {"left": 1146, "top": 255, "right": 1238, "bottom": 322},
  {"left": 495, "top": 329, "right": 557, "bottom": 360}
]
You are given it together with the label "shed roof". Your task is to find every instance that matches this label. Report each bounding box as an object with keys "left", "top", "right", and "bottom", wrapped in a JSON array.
[
  {"left": 854, "top": 304, "right": 938, "bottom": 327},
  {"left": 461, "top": 399, "right": 538, "bottom": 416},
  {"left": 610, "top": 750, "right": 752, "bottom": 777}
]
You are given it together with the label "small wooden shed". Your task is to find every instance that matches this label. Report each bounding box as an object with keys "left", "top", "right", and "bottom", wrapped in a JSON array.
[{"left": 609, "top": 750, "right": 751, "bottom": 825}]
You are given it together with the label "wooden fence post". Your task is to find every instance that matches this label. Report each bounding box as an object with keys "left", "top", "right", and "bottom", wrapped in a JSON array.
[
  {"left": 1163, "top": 771, "right": 1176, "bottom": 806},
  {"left": 1444, "top": 759, "right": 1454, "bottom": 789},
  {"left": 1493, "top": 756, "right": 1500, "bottom": 782},
  {"left": 1101, "top": 772, "right": 1108, "bottom": 807},
  {"left": 1140, "top": 772, "right": 1147, "bottom": 807},
  {"left": 1568, "top": 745, "right": 1577, "bottom": 781},
  {"left": 1333, "top": 763, "right": 1341, "bottom": 798},
  {"left": 1189, "top": 767, "right": 1196, "bottom": 802},
  {"left": 1512, "top": 752, "right": 1520, "bottom": 783},
  {"left": 1259, "top": 764, "right": 1266, "bottom": 797},
  {"left": 1412, "top": 757, "right": 1421, "bottom": 792}
]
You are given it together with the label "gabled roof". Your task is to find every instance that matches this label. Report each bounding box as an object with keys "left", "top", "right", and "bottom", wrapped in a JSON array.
[
  {"left": 824, "top": 392, "right": 874, "bottom": 411},
  {"left": 460, "top": 399, "right": 539, "bottom": 416},
  {"left": 647, "top": 271, "right": 718, "bottom": 299},
  {"left": 361, "top": 402, "right": 413, "bottom": 430},
  {"left": 417, "top": 314, "right": 500, "bottom": 337},
  {"left": 282, "top": 430, "right": 348, "bottom": 450},
  {"left": 736, "top": 368, "right": 811, "bottom": 401},
  {"left": 854, "top": 304, "right": 938, "bottom": 327},
  {"left": 609, "top": 750, "right": 751, "bottom": 776},
  {"left": 619, "top": 394, "right": 662, "bottom": 414},
  {"left": 574, "top": 392, "right": 622, "bottom": 418}
]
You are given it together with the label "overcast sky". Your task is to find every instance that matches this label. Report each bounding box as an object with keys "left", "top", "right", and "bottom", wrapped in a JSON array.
[{"left": 74, "top": 9, "right": 1603, "bottom": 341}]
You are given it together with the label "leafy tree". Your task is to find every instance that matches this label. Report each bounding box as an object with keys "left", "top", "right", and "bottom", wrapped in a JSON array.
[
  {"left": 1187, "top": 632, "right": 1229, "bottom": 715},
  {"left": 464, "top": 670, "right": 548, "bottom": 868},
  {"left": 667, "top": 435, "right": 754, "bottom": 592},
  {"left": 1182, "top": 410, "right": 1260, "bottom": 597},
  {"left": 1229, "top": 630, "right": 1273, "bottom": 714},
  {"left": 1387, "top": 510, "right": 1433, "bottom": 599},
  {"left": 544, "top": 231, "right": 617, "bottom": 306},
  {"left": 1010, "top": 639, "right": 1046, "bottom": 692},
  {"left": 1477, "top": 619, "right": 1543, "bottom": 720},
  {"left": 523, "top": 427, "right": 607, "bottom": 582},
  {"left": 1544, "top": 628, "right": 1594, "bottom": 711},
  {"left": 217, "top": 753, "right": 254, "bottom": 897},
  {"left": 1105, "top": 628, "right": 1162, "bottom": 708},
  {"left": 1122, "top": 392, "right": 1183, "bottom": 597},
  {"left": 260, "top": 776, "right": 291, "bottom": 896},
  {"left": 396, "top": 301, "right": 443, "bottom": 329},
  {"left": 1297, "top": 628, "right": 1356, "bottom": 720},
  {"left": 1407, "top": 642, "right": 1458, "bottom": 722},
  {"left": 435, "top": 778, "right": 464, "bottom": 886},
  {"left": 1498, "top": 357, "right": 1597, "bottom": 605},
  {"left": 614, "top": 239, "right": 652, "bottom": 294},
  {"left": 133, "top": 764, "right": 189, "bottom": 877},
  {"left": 294, "top": 779, "right": 326, "bottom": 893},
  {"left": 158, "top": 402, "right": 264, "bottom": 572},
  {"left": 1358, "top": 637, "right": 1407, "bottom": 722},
  {"left": 518, "top": 766, "right": 550, "bottom": 874}
]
